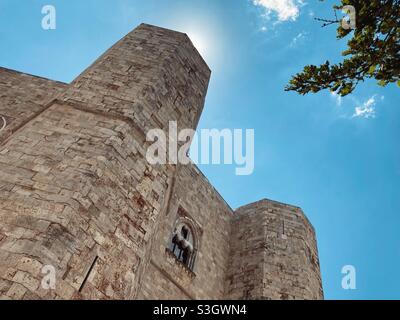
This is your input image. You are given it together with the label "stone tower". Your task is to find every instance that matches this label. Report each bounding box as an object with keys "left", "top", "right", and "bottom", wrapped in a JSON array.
[
  {"left": 0, "top": 24, "right": 323, "bottom": 300},
  {"left": 226, "top": 200, "right": 323, "bottom": 300},
  {"left": 0, "top": 24, "right": 210, "bottom": 299}
]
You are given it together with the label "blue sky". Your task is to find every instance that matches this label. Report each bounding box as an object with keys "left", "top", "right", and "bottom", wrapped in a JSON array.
[{"left": 1, "top": 0, "right": 399, "bottom": 299}]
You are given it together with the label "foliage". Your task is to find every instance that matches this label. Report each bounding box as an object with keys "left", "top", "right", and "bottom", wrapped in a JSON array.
[{"left": 286, "top": 0, "right": 400, "bottom": 96}]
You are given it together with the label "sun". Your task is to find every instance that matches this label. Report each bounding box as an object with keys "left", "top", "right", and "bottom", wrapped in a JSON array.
[
  {"left": 165, "top": 13, "right": 224, "bottom": 68},
  {"left": 186, "top": 31, "right": 208, "bottom": 59}
]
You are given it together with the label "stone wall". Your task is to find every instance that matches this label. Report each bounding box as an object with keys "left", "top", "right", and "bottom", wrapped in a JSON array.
[
  {"left": 0, "top": 67, "right": 67, "bottom": 144},
  {"left": 0, "top": 23, "right": 323, "bottom": 300},
  {"left": 138, "top": 164, "right": 233, "bottom": 300},
  {"left": 0, "top": 24, "right": 210, "bottom": 300},
  {"left": 226, "top": 200, "right": 324, "bottom": 300}
]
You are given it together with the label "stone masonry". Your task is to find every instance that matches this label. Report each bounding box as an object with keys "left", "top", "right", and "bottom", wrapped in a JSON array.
[{"left": 0, "top": 23, "right": 323, "bottom": 300}]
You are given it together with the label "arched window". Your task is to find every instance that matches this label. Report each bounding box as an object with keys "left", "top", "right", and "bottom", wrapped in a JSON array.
[{"left": 169, "top": 223, "right": 196, "bottom": 271}]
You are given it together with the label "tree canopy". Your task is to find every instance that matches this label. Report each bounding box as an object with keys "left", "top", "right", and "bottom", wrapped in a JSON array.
[{"left": 286, "top": 0, "right": 400, "bottom": 97}]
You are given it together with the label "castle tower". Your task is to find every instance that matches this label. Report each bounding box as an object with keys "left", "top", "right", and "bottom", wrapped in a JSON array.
[
  {"left": 0, "top": 23, "right": 323, "bottom": 301},
  {"left": 0, "top": 24, "right": 210, "bottom": 299},
  {"left": 226, "top": 199, "right": 324, "bottom": 300}
]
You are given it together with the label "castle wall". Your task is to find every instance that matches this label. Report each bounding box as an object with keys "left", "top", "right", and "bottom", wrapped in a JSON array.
[
  {"left": 1, "top": 103, "right": 151, "bottom": 299},
  {"left": 0, "top": 67, "right": 67, "bottom": 144},
  {"left": 0, "top": 24, "right": 210, "bottom": 299},
  {"left": 226, "top": 200, "right": 324, "bottom": 300},
  {"left": 137, "top": 164, "right": 233, "bottom": 300},
  {"left": 0, "top": 23, "right": 323, "bottom": 300}
]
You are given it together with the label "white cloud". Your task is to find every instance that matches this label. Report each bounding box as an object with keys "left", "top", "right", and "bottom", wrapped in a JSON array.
[
  {"left": 290, "top": 31, "right": 308, "bottom": 47},
  {"left": 330, "top": 91, "right": 342, "bottom": 106},
  {"left": 252, "top": 0, "right": 302, "bottom": 21},
  {"left": 352, "top": 95, "right": 384, "bottom": 119}
]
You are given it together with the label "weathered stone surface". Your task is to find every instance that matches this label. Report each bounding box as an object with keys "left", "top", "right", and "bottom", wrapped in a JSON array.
[
  {"left": 226, "top": 200, "right": 323, "bottom": 300},
  {"left": 0, "top": 23, "right": 323, "bottom": 300},
  {"left": 0, "top": 67, "right": 67, "bottom": 145},
  {"left": 138, "top": 164, "right": 232, "bottom": 300}
]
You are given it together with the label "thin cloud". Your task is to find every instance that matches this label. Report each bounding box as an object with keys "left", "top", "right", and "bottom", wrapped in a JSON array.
[
  {"left": 290, "top": 31, "right": 308, "bottom": 47},
  {"left": 252, "top": 0, "right": 303, "bottom": 21},
  {"left": 330, "top": 91, "right": 343, "bottom": 106},
  {"left": 352, "top": 95, "right": 384, "bottom": 119}
]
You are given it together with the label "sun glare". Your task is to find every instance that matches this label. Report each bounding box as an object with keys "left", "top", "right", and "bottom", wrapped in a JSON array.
[
  {"left": 165, "top": 13, "right": 224, "bottom": 69},
  {"left": 186, "top": 31, "right": 208, "bottom": 59}
]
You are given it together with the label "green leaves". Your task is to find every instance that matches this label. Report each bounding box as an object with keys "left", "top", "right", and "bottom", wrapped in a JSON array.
[
  {"left": 368, "top": 65, "right": 377, "bottom": 75},
  {"left": 286, "top": 0, "right": 400, "bottom": 97},
  {"left": 340, "top": 83, "right": 353, "bottom": 96},
  {"left": 378, "top": 80, "right": 388, "bottom": 87}
]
